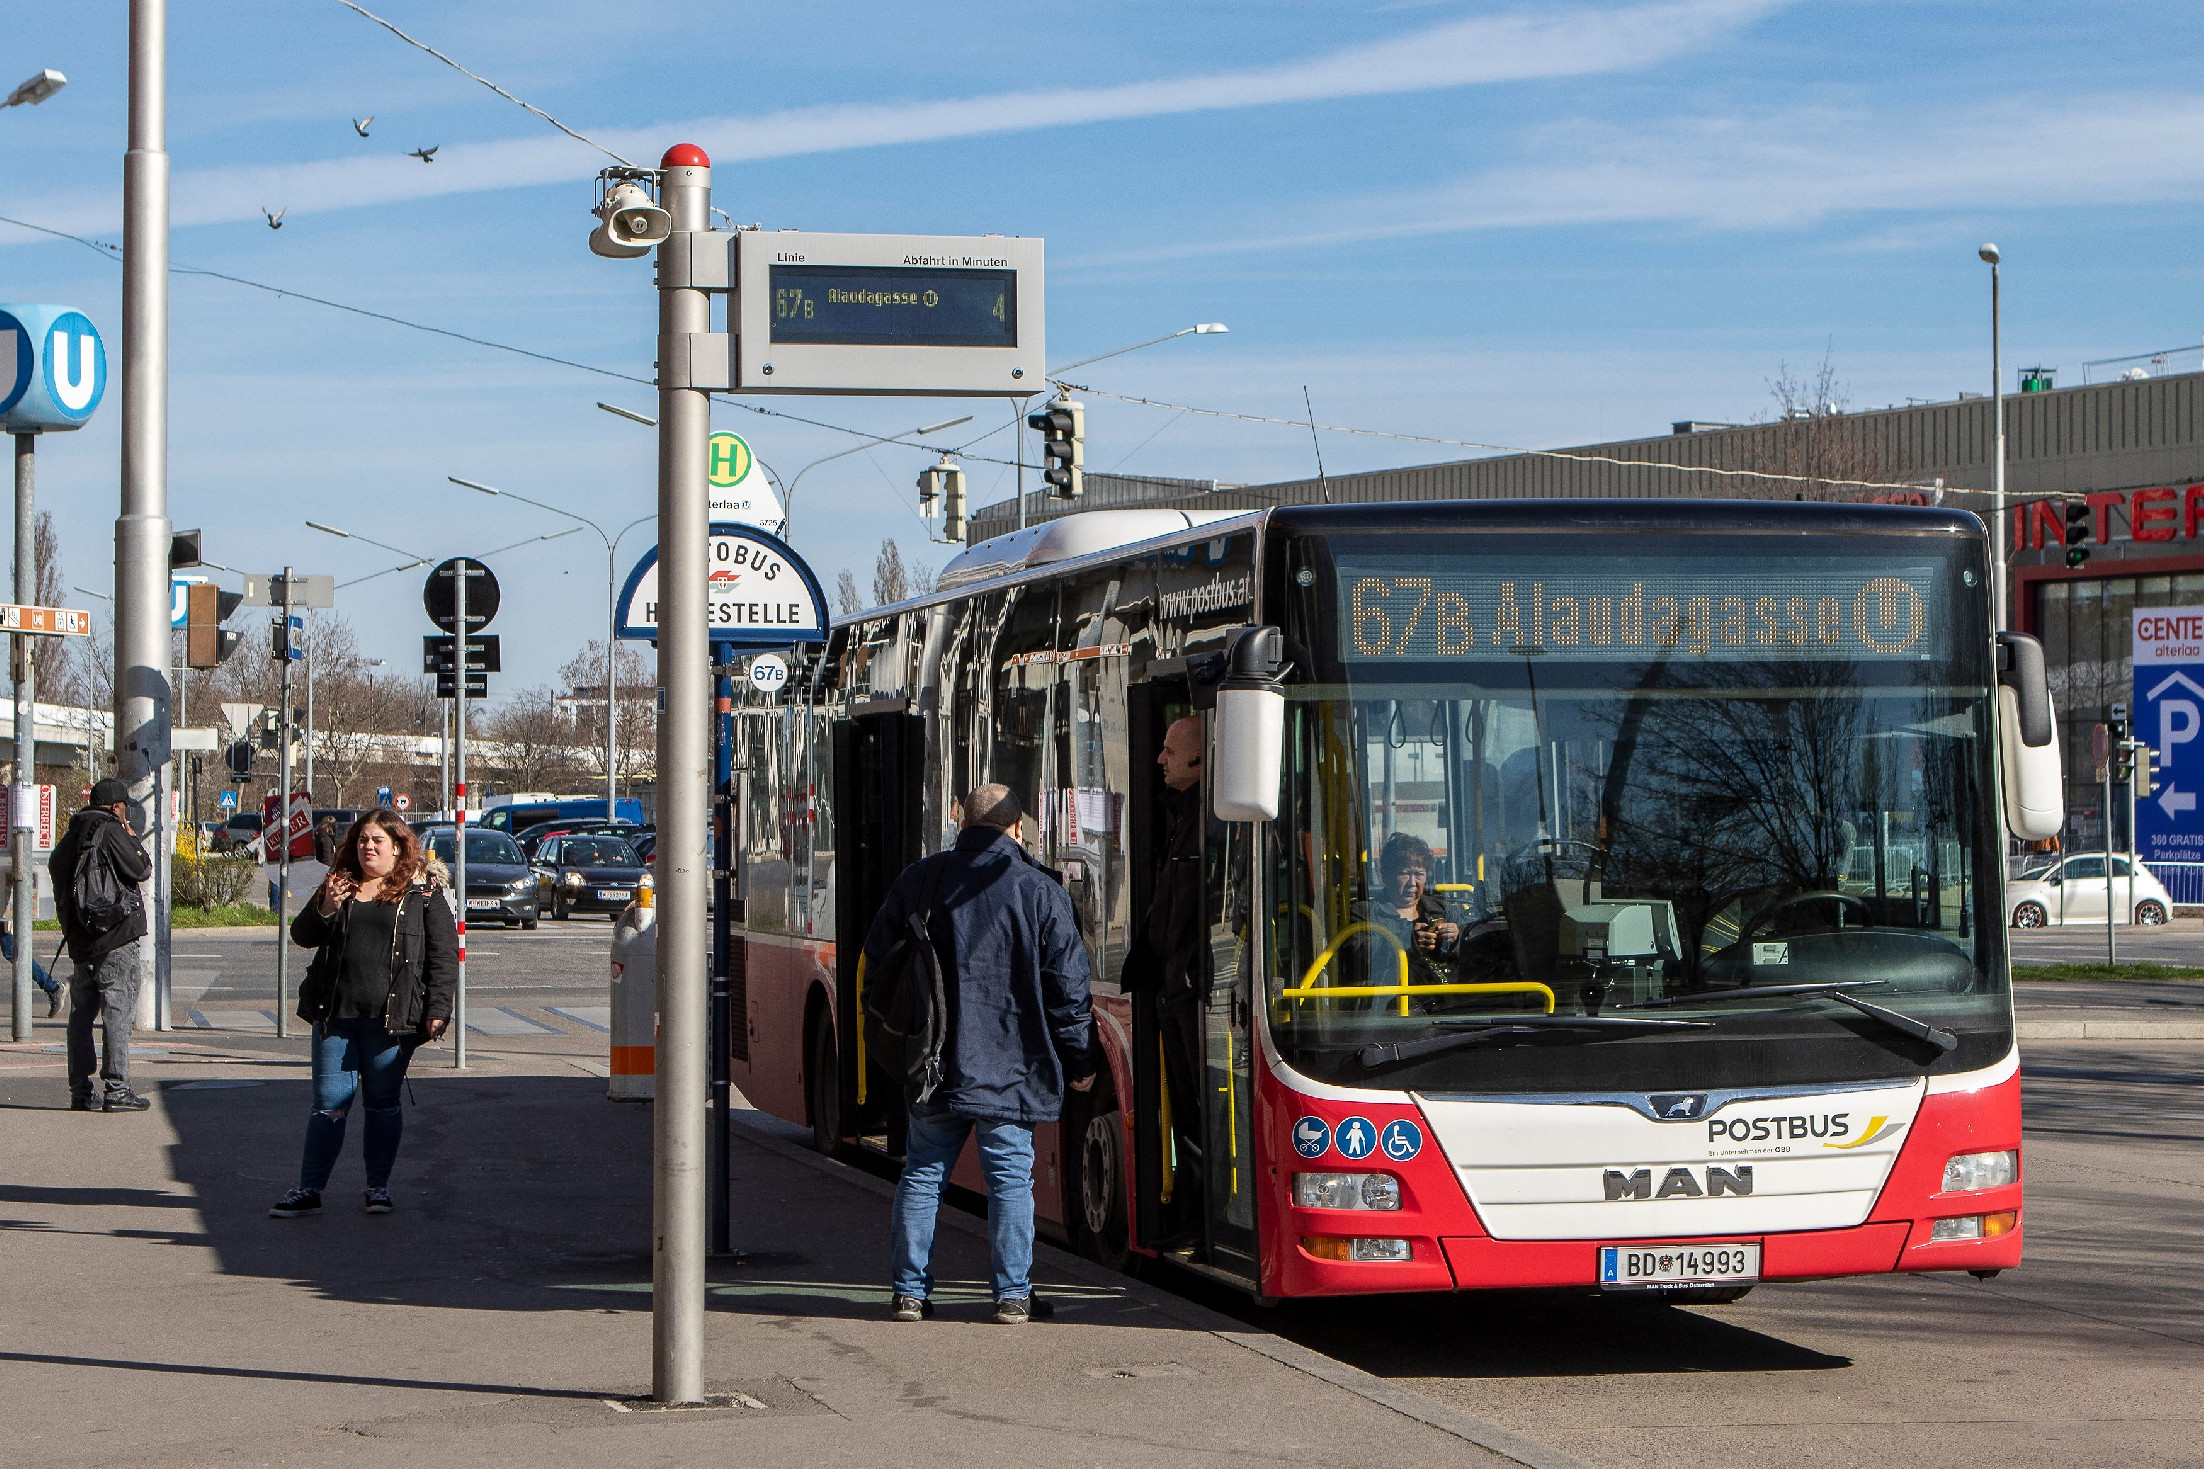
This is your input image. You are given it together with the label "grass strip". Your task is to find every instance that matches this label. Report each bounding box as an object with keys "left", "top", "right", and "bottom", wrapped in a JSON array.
[
  {"left": 35, "top": 903, "right": 279, "bottom": 931},
  {"left": 2014, "top": 961, "right": 2204, "bottom": 982}
]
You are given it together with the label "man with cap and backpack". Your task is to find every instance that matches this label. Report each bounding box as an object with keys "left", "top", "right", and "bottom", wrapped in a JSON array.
[
  {"left": 51, "top": 778, "right": 154, "bottom": 1113},
  {"left": 864, "top": 782, "right": 1095, "bottom": 1325}
]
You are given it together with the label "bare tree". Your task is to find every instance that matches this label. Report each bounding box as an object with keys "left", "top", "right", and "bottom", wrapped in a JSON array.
[
  {"left": 1743, "top": 355, "right": 1917, "bottom": 502},
  {"left": 480, "top": 686, "right": 586, "bottom": 792},
  {"left": 835, "top": 569, "right": 863, "bottom": 615},
  {"left": 557, "top": 639, "right": 658, "bottom": 790},
  {"left": 909, "top": 558, "right": 939, "bottom": 597},
  {"left": 873, "top": 539, "right": 909, "bottom": 606}
]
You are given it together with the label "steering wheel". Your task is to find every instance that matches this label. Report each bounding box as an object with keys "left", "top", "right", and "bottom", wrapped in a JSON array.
[{"left": 1737, "top": 891, "right": 1873, "bottom": 949}]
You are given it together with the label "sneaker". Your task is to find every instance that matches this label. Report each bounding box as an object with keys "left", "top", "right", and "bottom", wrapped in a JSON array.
[
  {"left": 888, "top": 1294, "right": 934, "bottom": 1322},
  {"left": 69, "top": 1095, "right": 96, "bottom": 1111},
  {"left": 992, "top": 1293, "right": 1054, "bottom": 1324},
  {"left": 268, "top": 1189, "right": 323, "bottom": 1218},
  {"left": 101, "top": 1090, "right": 152, "bottom": 1113},
  {"left": 363, "top": 1187, "right": 394, "bottom": 1215},
  {"left": 43, "top": 988, "right": 62, "bottom": 1019}
]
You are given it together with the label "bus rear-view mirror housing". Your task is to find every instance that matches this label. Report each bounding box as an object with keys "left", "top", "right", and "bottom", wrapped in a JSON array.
[
  {"left": 1997, "top": 632, "right": 2064, "bottom": 841},
  {"left": 1212, "top": 626, "right": 1291, "bottom": 823}
]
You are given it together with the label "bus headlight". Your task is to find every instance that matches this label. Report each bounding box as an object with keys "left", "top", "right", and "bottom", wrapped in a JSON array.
[
  {"left": 1302, "top": 1235, "right": 1414, "bottom": 1262},
  {"left": 1941, "top": 1150, "right": 2019, "bottom": 1192},
  {"left": 1929, "top": 1210, "right": 2019, "bottom": 1242},
  {"left": 1292, "top": 1172, "right": 1402, "bottom": 1210}
]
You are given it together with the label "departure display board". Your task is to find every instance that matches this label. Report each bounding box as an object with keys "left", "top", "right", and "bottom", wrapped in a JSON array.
[
  {"left": 1332, "top": 555, "right": 1946, "bottom": 663},
  {"left": 769, "top": 265, "right": 1017, "bottom": 348}
]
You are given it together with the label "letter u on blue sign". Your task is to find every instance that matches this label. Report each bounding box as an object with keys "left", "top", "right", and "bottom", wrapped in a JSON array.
[{"left": 0, "top": 304, "right": 106, "bottom": 430}]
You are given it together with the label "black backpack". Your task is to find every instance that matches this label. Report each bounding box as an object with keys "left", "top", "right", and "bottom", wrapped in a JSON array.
[
  {"left": 71, "top": 825, "right": 134, "bottom": 933},
  {"left": 862, "top": 857, "right": 950, "bottom": 1104}
]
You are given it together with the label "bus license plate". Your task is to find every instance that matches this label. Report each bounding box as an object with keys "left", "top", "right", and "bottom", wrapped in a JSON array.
[
  {"left": 1599, "top": 1243, "right": 1760, "bottom": 1289},
  {"left": 596, "top": 889, "right": 628, "bottom": 902}
]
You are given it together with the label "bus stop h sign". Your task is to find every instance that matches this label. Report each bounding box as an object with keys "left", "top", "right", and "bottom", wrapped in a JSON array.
[{"left": 2134, "top": 607, "right": 2204, "bottom": 862}]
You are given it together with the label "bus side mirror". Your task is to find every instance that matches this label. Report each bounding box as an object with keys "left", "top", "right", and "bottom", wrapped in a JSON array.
[
  {"left": 1997, "top": 631, "right": 2064, "bottom": 840},
  {"left": 1212, "top": 626, "right": 1290, "bottom": 823}
]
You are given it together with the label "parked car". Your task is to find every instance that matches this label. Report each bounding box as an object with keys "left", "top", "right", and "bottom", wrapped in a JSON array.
[
  {"left": 516, "top": 819, "right": 644, "bottom": 859},
  {"left": 210, "top": 812, "right": 264, "bottom": 853},
  {"left": 2008, "top": 855, "right": 2172, "bottom": 927},
  {"left": 531, "top": 834, "right": 650, "bottom": 921},
  {"left": 631, "top": 831, "right": 655, "bottom": 868},
  {"left": 424, "top": 828, "right": 539, "bottom": 929},
  {"left": 481, "top": 797, "right": 647, "bottom": 835}
]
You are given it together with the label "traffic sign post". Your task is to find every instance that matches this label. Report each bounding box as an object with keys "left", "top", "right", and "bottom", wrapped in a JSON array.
[
  {"left": 423, "top": 558, "right": 496, "bottom": 1070},
  {"left": 3, "top": 303, "right": 106, "bottom": 1041}
]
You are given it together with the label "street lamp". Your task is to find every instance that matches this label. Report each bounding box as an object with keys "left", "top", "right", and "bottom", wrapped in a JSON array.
[
  {"left": 1048, "top": 322, "right": 1228, "bottom": 377},
  {"left": 780, "top": 416, "right": 971, "bottom": 542},
  {"left": 446, "top": 479, "right": 652, "bottom": 824},
  {"left": 2, "top": 70, "right": 66, "bottom": 110},
  {"left": 1979, "top": 244, "right": 2006, "bottom": 630}
]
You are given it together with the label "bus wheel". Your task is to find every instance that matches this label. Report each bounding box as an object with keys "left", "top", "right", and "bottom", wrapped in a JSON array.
[
  {"left": 2136, "top": 900, "right": 2169, "bottom": 926},
  {"left": 1066, "top": 1087, "right": 1131, "bottom": 1271},
  {"left": 2010, "top": 902, "right": 2047, "bottom": 929},
  {"left": 807, "top": 1018, "right": 841, "bottom": 1157}
]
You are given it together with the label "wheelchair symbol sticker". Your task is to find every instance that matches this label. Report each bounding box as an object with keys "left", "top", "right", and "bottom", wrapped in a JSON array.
[
  {"left": 1335, "top": 1116, "right": 1378, "bottom": 1160},
  {"left": 1379, "top": 1119, "right": 1424, "bottom": 1162},
  {"left": 1292, "top": 1116, "right": 1331, "bottom": 1159}
]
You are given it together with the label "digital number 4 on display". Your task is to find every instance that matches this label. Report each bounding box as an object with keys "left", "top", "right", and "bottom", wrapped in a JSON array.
[{"left": 1336, "top": 562, "right": 1941, "bottom": 662}]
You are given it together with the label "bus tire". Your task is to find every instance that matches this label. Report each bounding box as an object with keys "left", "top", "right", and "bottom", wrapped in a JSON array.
[
  {"left": 1064, "top": 1084, "right": 1131, "bottom": 1271},
  {"left": 2010, "top": 901, "right": 2047, "bottom": 929},
  {"left": 2136, "top": 900, "right": 2169, "bottom": 926},
  {"left": 807, "top": 1015, "right": 842, "bottom": 1157}
]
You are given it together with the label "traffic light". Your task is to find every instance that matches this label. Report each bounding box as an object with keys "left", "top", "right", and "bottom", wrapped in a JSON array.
[
  {"left": 170, "top": 529, "right": 203, "bottom": 569},
  {"left": 271, "top": 613, "right": 304, "bottom": 662},
  {"left": 1028, "top": 398, "right": 1084, "bottom": 500},
  {"left": 186, "top": 582, "right": 243, "bottom": 668},
  {"left": 257, "top": 708, "right": 281, "bottom": 751},
  {"left": 2136, "top": 744, "right": 2159, "bottom": 798},
  {"left": 2063, "top": 497, "right": 2092, "bottom": 568},
  {"left": 917, "top": 455, "right": 967, "bottom": 543},
  {"left": 224, "top": 738, "right": 254, "bottom": 781}
]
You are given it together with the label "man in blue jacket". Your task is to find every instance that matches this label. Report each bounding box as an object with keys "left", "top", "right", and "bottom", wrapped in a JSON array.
[{"left": 867, "top": 782, "right": 1095, "bottom": 1324}]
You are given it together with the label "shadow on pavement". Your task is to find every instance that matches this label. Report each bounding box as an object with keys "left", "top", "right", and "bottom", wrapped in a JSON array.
[{"left": 0, "top": 1349, "right": 615, "bottom": 1401}]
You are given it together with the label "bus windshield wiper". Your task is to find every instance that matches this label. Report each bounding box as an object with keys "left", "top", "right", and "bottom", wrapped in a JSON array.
[
  {"left": 1619, "top": 981, "right": 1959, "bottom": 1053},
  {"left": 1359, "top": 1015, "right": 1713, "bottom": 1071}
]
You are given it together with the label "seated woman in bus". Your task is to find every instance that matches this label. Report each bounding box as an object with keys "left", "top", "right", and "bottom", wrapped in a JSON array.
[{"left": 1348, "top": 833, "right": 1461, "bottom": 991}]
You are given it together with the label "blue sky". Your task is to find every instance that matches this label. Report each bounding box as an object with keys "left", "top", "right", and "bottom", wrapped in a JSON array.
[{"left": 4, "top": 0, "right": 2201, "bottom": 695}]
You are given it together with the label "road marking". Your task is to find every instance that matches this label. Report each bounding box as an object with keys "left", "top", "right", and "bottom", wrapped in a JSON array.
[
  {"left": 550, "top": 1006, "right": 611, "bottom": 1032},
  {"left": 191, "top": 1010, "right": 277, "bottom": 1030},
  {"left": 464, "top": 1007, "right": 558, "bottom": 1036}
]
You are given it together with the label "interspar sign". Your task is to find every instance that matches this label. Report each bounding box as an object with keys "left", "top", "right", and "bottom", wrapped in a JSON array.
[{"left": 2134, "top": 606, "right": 2204, "bottom": 861}]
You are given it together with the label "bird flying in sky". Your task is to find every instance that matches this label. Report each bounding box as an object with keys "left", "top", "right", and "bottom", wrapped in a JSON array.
[
  {"left": 263, "top": 207, "right": 286, "bottom": 230},
  {"left": 352, "top": 116, "right": 373, "bottom": 137},
  {"left": 409, "top": 146, "right": 437, "bottom": 163}
]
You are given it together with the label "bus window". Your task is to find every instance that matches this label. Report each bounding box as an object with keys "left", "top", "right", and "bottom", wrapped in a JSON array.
[{"left": 988, "top": 582, "right": 1060, "bottom": 853}]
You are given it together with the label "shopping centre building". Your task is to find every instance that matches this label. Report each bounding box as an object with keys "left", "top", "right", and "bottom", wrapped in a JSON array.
[{"left": 971, "top": 368, "right": 2204, "bottom": 859}]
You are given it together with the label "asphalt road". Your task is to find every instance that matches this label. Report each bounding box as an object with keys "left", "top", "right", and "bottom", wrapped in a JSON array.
[{"left": 2010, "top": 916, "right": 2204, "bottom": 966}]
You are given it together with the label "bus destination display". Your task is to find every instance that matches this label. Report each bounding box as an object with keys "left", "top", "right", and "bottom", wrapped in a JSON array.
[
  {"left": 769, "top": 264, "right": 1017, "bottom": 349},
  {"left": 1333, "top": 556, "right": 1943, "bottom": 662}
]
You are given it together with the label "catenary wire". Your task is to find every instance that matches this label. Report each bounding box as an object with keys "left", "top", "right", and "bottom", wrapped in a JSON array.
[{"left": 328, "top": 0, "right": 634, "bottom": 166}]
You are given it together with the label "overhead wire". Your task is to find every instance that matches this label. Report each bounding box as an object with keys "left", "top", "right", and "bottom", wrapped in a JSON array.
[{"left": 328, "top": 0, "right": 634, "bottom": 166}]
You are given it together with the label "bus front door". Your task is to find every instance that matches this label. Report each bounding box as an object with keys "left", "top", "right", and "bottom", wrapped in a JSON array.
[{"left": 1125, "top": 680, "right": 1259, "bottom": 1279}]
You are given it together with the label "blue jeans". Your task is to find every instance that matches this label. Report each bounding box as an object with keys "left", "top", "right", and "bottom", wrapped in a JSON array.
[
  {"left": 2, "top": 929, "right": 56, "bottom": 993},
  {"left": 889, "top": 1102, "right": 1038, "bottom": 1301},
  {"left": 298, "top": 1017, "right": 419, "bottom": 1192}
]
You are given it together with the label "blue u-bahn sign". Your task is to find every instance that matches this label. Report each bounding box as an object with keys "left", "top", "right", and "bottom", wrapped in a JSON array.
[
  {"left": 0, "top": 304, "right": 106, "bottom": 431},
  {"left": 616, "top": 521, "right": 829, "bottom": 649}
]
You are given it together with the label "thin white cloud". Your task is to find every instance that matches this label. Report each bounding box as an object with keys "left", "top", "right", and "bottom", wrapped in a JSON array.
[
  {"left": 18, "top": 0, "right": 1781, "bottom": 238},
  {"left": 1066, "top": 98, "right": 2204, "bottom": 264}
]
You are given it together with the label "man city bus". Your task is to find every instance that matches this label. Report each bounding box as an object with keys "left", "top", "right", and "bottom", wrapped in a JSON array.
[{"left": 722, "top": 499, "right": 2062, "bottom": 1301}]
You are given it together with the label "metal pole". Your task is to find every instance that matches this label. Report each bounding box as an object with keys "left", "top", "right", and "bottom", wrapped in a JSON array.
[
  {"left": 653, "top": 143, "right": 712, "bottom": 1407},
  {"left": 304, "top": 621, "right": 314, "bottom": 797},
  {"left": 275, "top": 570, "right": 293, "bottom": 1039},
  {"left": 709, "top": 670, "right": 732, "bottom": 1255},
  {"left": 439, "top": 699, "right": 450, "bottom": 817},
  {"left": 1990, "top": 261, "right": 2007, "bottom": 632},
  {"left": 11, "top": 434, "right": 35, "bottom": 1041},
  {"left": 2104, "top": 759, "right": 2116, "bottom": 965},
  {"left": 1014, "top": 406, "right": 1027, "bottom": 532},
  {"left": 453, "top": 559, "right": 468, "bottom": 1070},
  {"left": 120, "top": 0, "right": 175, "bottom": 1033},
  {"left": 607, "top": 543, "right": 618, "bottom": 822}
]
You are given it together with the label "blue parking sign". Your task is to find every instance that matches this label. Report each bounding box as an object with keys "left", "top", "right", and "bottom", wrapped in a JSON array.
[{"left": 2134, "top": 609, "right": 2204, "bottom": 863}]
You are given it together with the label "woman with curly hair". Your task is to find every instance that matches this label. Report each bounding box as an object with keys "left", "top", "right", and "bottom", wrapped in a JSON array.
[{"left": 268, "top": 809, "right": 457, "bottom": 1218}]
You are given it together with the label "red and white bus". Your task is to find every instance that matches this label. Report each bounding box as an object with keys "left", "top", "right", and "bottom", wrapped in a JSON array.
[{"left": 724, "top": 499, "right": 2062, "bottom": 1300}]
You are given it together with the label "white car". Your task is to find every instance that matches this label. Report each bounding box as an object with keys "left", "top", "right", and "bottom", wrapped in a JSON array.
[{"left": 2007, "top": 855, "right": 2172, "bottom": 928}]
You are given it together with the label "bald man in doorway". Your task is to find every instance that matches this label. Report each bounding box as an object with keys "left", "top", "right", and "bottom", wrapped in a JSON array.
[{"left": 1133, "top": 715, "right": 1209, "bottom": 1247}]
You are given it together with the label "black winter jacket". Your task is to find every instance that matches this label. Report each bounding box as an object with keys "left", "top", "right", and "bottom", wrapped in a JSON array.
[
  {"left": 51, "top": 807, "right": 152, "bottom": 965},
  {"left": 862, "top": 826, "right": 1096, "bottom": 1123},
  {"left": 290, "top": 881, "right": 458, "bottom": 1033}
]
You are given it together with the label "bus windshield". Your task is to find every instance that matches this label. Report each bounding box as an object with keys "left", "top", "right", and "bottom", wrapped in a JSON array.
[{"left": 1266, "top": 527, "right": 2009, "bottom": 1094}]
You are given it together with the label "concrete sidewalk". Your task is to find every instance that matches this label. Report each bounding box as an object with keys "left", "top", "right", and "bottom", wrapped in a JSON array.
[{"left": 0, "top": 1039, "right": 1573, "bottom": 1469}]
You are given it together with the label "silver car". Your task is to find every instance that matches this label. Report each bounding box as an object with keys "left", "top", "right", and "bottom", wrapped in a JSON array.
[{"left": 2007, "top": 855, "right": 2172, "bottom": 928}]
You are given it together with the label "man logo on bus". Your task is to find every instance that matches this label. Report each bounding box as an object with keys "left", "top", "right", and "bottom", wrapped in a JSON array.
[
  {"left": 1335, "top": 1116, "right": 1377, "bottom": 1160},
  {"left": 1292, "top": 1116, "right": 1330, "bottom": 1159}
]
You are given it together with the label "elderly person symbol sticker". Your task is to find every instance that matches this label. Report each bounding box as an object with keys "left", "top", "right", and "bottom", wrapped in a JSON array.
[{"left": 1335, "top": 1116, "right": 1378, "bottom": 1160}]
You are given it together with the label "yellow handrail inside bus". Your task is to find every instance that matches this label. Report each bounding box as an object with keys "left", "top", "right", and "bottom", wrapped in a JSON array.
[
  {"left": 853, "top": 951, "right": 868, "bottom": 1107},
  {"left": 1282, "top": 920, "right": 1555, "bottom": 1015}
]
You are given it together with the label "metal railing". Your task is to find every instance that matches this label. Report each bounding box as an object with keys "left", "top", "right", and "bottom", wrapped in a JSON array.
[{"left": 2144, "top": 862, "right": 2204, "bottom": 906}]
